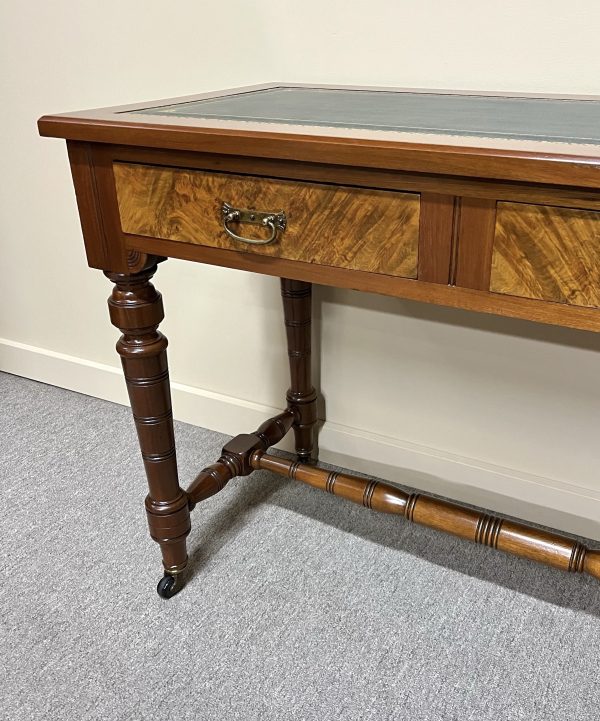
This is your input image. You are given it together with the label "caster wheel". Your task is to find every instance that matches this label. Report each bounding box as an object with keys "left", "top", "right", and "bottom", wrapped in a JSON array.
[{"left": 156, "top": 573, "right": 183, "bottom": 599}]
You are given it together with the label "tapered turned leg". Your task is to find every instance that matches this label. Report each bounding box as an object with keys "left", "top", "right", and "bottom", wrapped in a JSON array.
[
  {"left": 106, "top": 264, "right": 190, "bottom": 598},
  {"left": 281, "top": 278, "right": 318, "bottom": 462}
]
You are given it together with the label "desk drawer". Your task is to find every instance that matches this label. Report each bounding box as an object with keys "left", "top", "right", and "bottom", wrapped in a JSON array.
[
  {"left": 491, "top": 202, "right": 600, "bottom": 308},
  {"left": 113, "top": 163, "right": 420, "bottom": 279}
]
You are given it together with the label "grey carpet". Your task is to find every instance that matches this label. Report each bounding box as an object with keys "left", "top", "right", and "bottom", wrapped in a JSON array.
[{"left": 2, "top": 371, "right": 599, "bottom": 721}]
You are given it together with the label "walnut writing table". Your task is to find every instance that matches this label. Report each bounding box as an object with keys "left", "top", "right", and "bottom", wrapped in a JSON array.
[{"left": 39, "top": 84, "right": 600, "bottom": 597}]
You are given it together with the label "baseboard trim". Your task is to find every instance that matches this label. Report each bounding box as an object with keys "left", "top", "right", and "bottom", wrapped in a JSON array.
[
  {"left": 2, "top": 337, "right": 598, "bottom": 540},
  {"left": 0, "top": 336, "right": 296, "bottom": 445}
]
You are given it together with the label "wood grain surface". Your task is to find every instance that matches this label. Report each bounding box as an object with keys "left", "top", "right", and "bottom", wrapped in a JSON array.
[
  {"left": 114, "top": 162, "right": 420, "bottom": 278},
  {"left": 491, "top": 202, "right": 600, "bottom": 307},
  {"left": 251, "top": 451, "right": 600, "bottom": 580},
  {"left": 455, "top": 198, "right": 497, "bottom": 290},
  {"left": 111, "top": 144, "right": 600, "bottom": 211},
  {"left": 418, "top": 193, "right": 456, "bottom": 284}
]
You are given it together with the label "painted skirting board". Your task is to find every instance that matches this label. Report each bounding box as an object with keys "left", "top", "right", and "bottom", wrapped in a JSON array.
[{"left": 2, "top": 336, "right": 599, "bottom": 541}]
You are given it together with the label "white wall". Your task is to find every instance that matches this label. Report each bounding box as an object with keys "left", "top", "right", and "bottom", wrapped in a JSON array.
[{"left": 2, "top": 1, "right": 600, "bottom": 539}]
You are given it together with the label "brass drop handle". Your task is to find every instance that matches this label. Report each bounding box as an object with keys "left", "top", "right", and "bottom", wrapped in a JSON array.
[{"left": 221, "top": 202, "right": 287, "bottom": 245}]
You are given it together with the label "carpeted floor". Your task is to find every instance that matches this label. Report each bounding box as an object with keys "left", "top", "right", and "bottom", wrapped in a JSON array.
[{"left": 2, "top": 371, "right": 599, "bottom": 721}]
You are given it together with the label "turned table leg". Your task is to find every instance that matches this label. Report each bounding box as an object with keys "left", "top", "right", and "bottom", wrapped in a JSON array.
[
  {"left": 106, "top": 263, "right": 190, "bottom": 598},
  {"left": 281, "top": 278, "right": 318, "bottom": 462}
]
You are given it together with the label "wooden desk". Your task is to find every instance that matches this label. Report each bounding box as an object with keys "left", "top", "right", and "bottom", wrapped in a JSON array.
[{"left": 39, "top": 84, "right": 600, "bottom": 597}]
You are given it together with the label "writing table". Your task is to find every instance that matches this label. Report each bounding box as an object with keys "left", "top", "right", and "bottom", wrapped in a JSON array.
[{"left": 39, "top": 84, "right": 600, "bottom": 597}]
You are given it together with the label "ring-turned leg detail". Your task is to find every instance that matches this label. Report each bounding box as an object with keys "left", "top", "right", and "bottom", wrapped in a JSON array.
[
  {"left": 281, "top": 278, "right": 318, "bottom": 462},
  {"left": 106, "top": 263, "right": 191, "bottom": 598}
]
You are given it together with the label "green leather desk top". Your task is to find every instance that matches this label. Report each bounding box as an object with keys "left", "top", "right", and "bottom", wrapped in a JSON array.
[{"left": 132, "top": 86, "right": 600, "bottom": 145}]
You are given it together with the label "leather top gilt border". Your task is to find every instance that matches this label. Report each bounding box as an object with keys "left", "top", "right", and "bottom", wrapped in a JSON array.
[{"left": 38, "top": 83, "right": 600, "bottom": 188}]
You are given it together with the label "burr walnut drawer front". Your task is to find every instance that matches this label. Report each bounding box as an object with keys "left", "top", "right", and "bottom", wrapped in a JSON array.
[
  {"left": 113, "top": 163, "right": 420, "bottom": 278},
  {"left": 490, "top": 202, "right": 600, "bottom": 308}
]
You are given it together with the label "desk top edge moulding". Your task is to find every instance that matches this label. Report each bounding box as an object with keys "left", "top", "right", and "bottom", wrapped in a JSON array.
[
  {"left": 39, "top": 83, "right": 600, "bottom": 176},
  {"left": 39, "top": 83, "right": 600, "bottom": 597}
]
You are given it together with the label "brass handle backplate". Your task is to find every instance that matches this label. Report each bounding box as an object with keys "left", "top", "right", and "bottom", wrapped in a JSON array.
[{"left": 221, "top": 202, "right": 287, "bottom": 245}]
